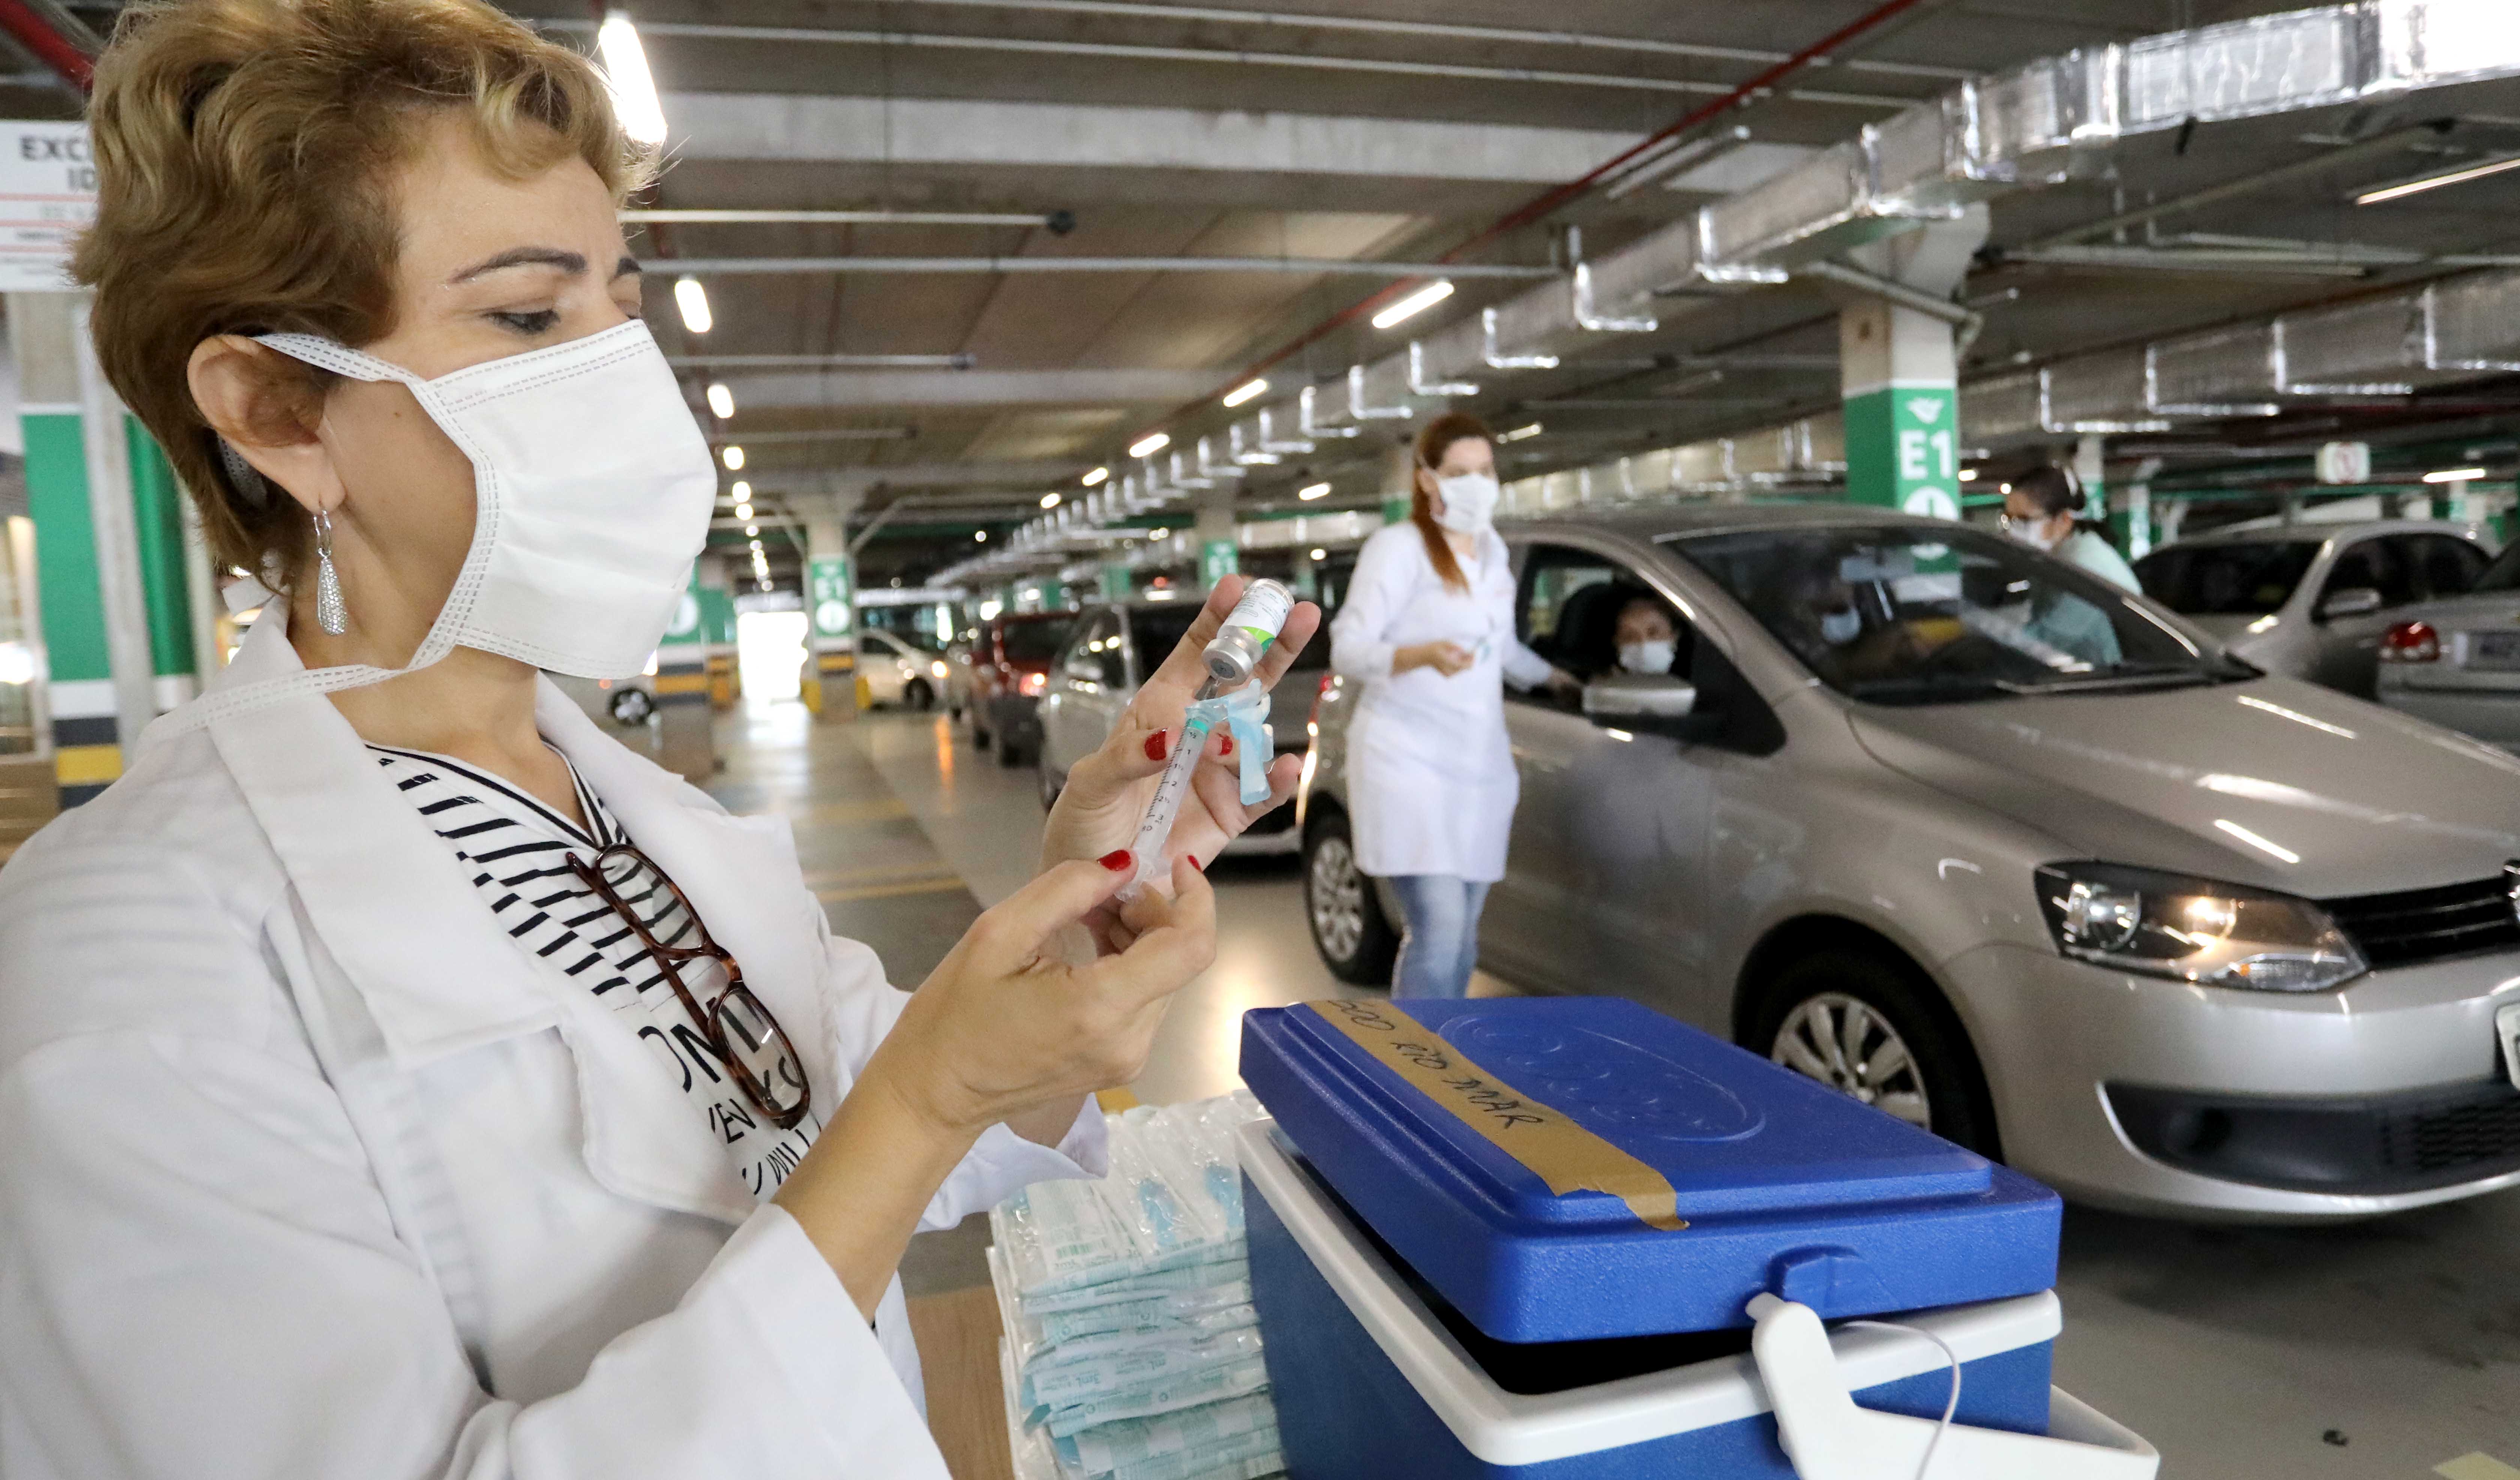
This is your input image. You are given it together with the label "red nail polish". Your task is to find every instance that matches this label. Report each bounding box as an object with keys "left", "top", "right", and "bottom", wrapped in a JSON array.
[
  {"left": 1144, "top": 731, "right": 1167, "bottom": 761},
  {"left": 1099, "top": 849, "right": 1133, "bottom": 872},
  {"left": 1220, "top": 733, "right": 1234, "bottom": 757},
  {"left": 1191, "top": 855, "right": 1206, "bottom": 872}
]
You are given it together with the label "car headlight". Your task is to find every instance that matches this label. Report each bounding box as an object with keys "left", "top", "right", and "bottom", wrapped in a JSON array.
[{"left": 2032, "top": 862, "right": 2366, "bottom": 993}]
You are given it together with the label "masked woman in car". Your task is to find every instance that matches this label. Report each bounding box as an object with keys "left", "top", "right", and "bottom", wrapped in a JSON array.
[{"left": 1328, "top": 412, "right": 1572, "bottom": 999}]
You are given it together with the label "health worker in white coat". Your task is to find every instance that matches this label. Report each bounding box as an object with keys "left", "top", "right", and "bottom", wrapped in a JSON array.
[
  {"left": 0, "top": 3, "right": 1318, "bottom": 1476},
  {"left": 1329, "top": 413, "right": 1573, "bottom": 998}
]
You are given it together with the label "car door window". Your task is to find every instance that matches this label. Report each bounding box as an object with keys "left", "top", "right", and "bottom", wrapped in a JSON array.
[
  {"left": 1516, "top": 545, "right": 1683, "bottom": 709},
  {"left": 2391, "top": 533, "right": 2488, "bottom": 601},
  {"left": 1059, "top": 612, "right": 1119, "bottom": 686},
  {"left": 1125, "top": 606, "right": 1200, "bottom": 688},
  {"left": 2321, "top": 539, "right": 2411, "bottom": 609}
]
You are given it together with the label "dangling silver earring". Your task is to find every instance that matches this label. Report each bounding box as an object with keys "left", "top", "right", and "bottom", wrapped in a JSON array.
[{"left": 313, "top": 509, "right": 350, "bottom": 636}]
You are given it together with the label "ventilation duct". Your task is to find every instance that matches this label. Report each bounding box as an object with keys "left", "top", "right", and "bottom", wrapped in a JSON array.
[
  {"left": 1348, "top": 357, "right": 1418, "bottom": 421},
  {"left": 1298, "top": 383, "right": 1359, "bottom": 439},
  {"left": 1407, "top": 340, "right": 1479, "bottom": 398},
  {"left": 2042, "top": 352, "right": 2169, "bottom": 434},
  {"left": 1257, "top": 404, "right": 1315, "bottom": 456},
  {"left": 1416, "top": 314, "right": 1490, "bottom": 386},
  {"left": 1483, "top": 278, "right": 1586, "bottom": 366},
  {"left": 2146, "top": 324, "right": 2282, "bottom": 416}
]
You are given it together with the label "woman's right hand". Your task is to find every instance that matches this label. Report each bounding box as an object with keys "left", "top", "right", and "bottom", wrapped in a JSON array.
[
  {"left": 1394, "top": 640, "right": 1474, "bottom": 677},
  {"left": 863, "top": 851, "right": 1216, "bottom": 1137}
]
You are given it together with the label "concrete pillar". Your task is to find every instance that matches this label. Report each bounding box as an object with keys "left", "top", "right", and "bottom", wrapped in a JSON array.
[
  {"left": 12, "top": 292, "right": 205, "bottom": 805},
  {"left": 652, "top": 565, "right": 713, "bottom": 782},
  {"left": 803, "top": 515, "right": 855, "bottom": 723},
  {"left": 1194, "top": 482, "right": 1237, "bottom": 589},
  {"left": 698, "top": 554, "right": 738, "bottom": 711},
  {"left": 1834, "top": 211, "right": 1986, "bottom": 518},
  {"left": 2074, "top": 435, "right": 2108, "bottom": 525}
]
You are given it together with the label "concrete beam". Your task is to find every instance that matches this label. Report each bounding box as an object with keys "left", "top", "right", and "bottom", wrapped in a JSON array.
[
  {"left": 666, "top": 91, "right": 1643, "bottom": 186},
  {"left": 711, "top": 368, "right": 1228, "bottom": 408}
]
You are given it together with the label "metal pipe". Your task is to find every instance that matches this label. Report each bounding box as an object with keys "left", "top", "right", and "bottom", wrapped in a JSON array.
[
  {"left": 549, "top": 19, "right": 1918, "bottom": 108},
  {"left": 0, "top": 0, "right": 88, "bottom": 89},
  {"left": 2022, "top": 122, "right": 2458, "bottom": 251},
  {"left": 839, "top": 0, "right": 1971, "bottom": 80},
  {"left": 671, "top": 354, "right": 978, "bottom": 369},
  {"left": 710, "top": 428, "right": 918, "bottom": 444},
  {"left": 625, "top": 208, "right": 1063, "bottom": 228},
  {"left": 1796, "top": 259, "right": 1983, "bottom": 330},
  {"left": 664, "top": 255, "right": 1558, "bottom": 279}
]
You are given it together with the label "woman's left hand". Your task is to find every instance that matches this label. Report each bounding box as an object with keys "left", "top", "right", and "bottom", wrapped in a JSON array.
[{"left": 1042, "top": 577, "right": 1322, "bottom": 952}]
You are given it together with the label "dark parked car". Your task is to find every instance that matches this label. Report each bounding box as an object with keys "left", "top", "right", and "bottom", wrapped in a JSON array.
[{"left": 958, "top": 610, "right": 1074, "bottom": 767}]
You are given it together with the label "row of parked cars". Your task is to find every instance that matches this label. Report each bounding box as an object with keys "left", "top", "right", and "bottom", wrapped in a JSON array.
[{"left": 935, "top": 509, "right": 2520, "bottom": 1223}]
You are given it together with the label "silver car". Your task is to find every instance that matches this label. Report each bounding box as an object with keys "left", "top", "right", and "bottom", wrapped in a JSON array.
[
  {"left": 1035, "top": 598, "right": 1319, "bottom": 857},
  {"left": 2134, "top": 520, "right": 2488, "bottom": 698},
  {"left": 2374, "top": 539, "right": 2520, "bottom": 749},
  {"left": 1299, "top": 505, "right": 2520, "bottom": 1221}
]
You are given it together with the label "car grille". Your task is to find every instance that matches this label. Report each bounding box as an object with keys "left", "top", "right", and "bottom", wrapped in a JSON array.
[
  {"left": 2379, "top": 1086, "right": 2520, "bottom": 1175},
  {"left": 2324, "top": 876, "right": 2520, "bottom": 969}
]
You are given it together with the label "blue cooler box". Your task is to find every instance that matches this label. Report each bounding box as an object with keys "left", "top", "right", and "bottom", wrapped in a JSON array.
[{"left": 1238, "top": 997, "right": 2067, "bottom": 1478}]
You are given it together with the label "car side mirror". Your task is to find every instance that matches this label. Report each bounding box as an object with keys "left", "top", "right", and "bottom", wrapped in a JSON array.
[
  {"left": 2318, "top": 586, "right": 2384, "bottom": 619},
  {"left": 1582, "top": 675, "right": 1713, "bottom": 738}
]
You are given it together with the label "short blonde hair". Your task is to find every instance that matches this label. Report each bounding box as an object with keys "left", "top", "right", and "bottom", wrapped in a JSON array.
[{"left": 72, "top": 0, "right": 652, "bottom": 577}]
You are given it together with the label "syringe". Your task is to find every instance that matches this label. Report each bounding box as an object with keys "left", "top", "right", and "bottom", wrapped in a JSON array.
[{"left": 1122, "top": 580, "right": 1295, "bottom": 896}]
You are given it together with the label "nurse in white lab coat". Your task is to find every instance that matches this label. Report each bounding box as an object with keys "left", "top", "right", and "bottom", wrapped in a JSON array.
[
  {"left": 1329, "top": 414, "right": 1572, "bottom": 998},
  {"left": 2002, "top": 464, "right": 2141, "bottom": 592},
  {"left": 0, "top": 6, "right": 1316, "bottom": 1477}
]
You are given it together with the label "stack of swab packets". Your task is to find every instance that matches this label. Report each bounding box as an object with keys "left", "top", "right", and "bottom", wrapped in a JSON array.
[{"left": 990, "top": 1092, "right": 1284, "bottom": 1480}]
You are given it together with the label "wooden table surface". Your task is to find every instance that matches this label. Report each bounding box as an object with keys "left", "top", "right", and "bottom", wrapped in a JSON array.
[{"left": 912, "top": 1286, "right": 1018, "bottom": 1480}]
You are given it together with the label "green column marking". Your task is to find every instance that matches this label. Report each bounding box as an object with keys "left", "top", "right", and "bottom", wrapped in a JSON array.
[
  {"left": 1200, "top": 538, "right": 1239, "bottom": 587},
  {"left": 1100, "top": 564, "right": 1132, "bottom": 600},
  {"left": 125, "top": 421, "right": 195, "bottom": 681},
  {"left": 22, "top": 409, "right": 113, "bottom": 801},
  {"left": 807, "top": 555, "right": 854, "bottom": 644},
  {"left": 1845, "top": 383, "right": 1961, "bottom": 518}
]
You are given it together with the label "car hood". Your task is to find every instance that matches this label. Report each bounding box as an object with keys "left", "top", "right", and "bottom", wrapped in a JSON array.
[{"left": 1846, "top": 676, "right": 2520, "bottom": 898}]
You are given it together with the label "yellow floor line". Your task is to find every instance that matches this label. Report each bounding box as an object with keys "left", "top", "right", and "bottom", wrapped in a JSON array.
[
  {"left": 815, "top": 877, "right": 972, "bottom": 903},
  {"left": 2437, "top": 1455, "right": 2520, "bottom": 1480}
]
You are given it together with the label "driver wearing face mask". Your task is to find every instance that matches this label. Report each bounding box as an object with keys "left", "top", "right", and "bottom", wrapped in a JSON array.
[{"left": 1614, "top": 596, "right": 1682, "bottom": 677}]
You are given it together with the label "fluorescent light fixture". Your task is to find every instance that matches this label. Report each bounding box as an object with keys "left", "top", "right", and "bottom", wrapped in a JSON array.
[
  {"left": 2423, "top": 467, "right": 2488, "bottom": 483},
  {"left": 1958, "top": 468, "right": 1978, "bottom": 482},
  {"left": 1297, "top": 482, "right": 1330, "bottom": 500},
  {"left": 674, "top": 277, "right": 712, "bottom": 334},
  {"left": 1040, "top": 492, "right": 1062, "bottom": 508},
  {"left": 731, "top": 479, "right": 750, "bottom": 499},
  {"left": 721, "top": 446, "right": 745, "bottom": 470},
  {"left": 744, "top": 523, "right": 759, "bottom": 536},
  {"left": 1144, "top": 588, "right": 1176, "bottom": 601},
  {"left": 748, "top": 538, "right": 764, "bottom": 552},
  {"left": 1372, "top": 279, "right": 1454, "bottom": 330},
  {"left": 975, "top": 530, "right": 988, "bottom": 542},
  {"left": 735, "top": 501, "right": 754, "bottom": 520},
  {"left": 1222, "top": 377, "right": 1268, "bottom": 408},
  {"left": 1497, "top": 422, "right": 1542, "bottom": 442},
  {"left": 1308, "top": 547, "right": 1328, "bottom": 560},
  {"left": 2356, "top": 153, "right": 2520, "bottom": 206},
  {"left": 1082, "top": 466, "right": 1109, "bottom": 487},
  {"left": 1128, "top": 431, "right": 1172, "bottom": 458},
  {"left": 705, "top": 383, "right": 735, "bottom": 419},
  {"left": 596, "top": 13, "right": 669, "bottom": 145}
]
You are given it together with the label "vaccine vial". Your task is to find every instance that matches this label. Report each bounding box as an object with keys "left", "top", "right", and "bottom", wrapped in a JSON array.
[{"left": 1203, "top": 579, "right": 1296, "bottom": 687}]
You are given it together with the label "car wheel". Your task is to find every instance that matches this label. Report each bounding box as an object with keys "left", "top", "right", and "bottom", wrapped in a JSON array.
[
  {"left": 904, "top": 679, "right": 935, "bottom": 712},
  {"left": 607, "top": 686, "right": 655, "bottom": 726},
  {"left": 1746, "top": 949, "right": 1998, "bottom": 1155},
  {"left": 972, "top": 712, "right": 993, "bottom": 749},
  {"left": 1303, "top": 810, "right": 1399, "bottom": 986},
  {"left": 999, "top": 734, "right": 1029, "bottom": 768}
]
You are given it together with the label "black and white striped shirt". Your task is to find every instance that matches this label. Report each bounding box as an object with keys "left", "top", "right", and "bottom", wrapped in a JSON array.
[{"left": 372, "top": 744, "right": 820, "bottom": 1198}]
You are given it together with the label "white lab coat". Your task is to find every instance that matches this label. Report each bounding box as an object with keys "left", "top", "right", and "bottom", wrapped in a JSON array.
[
  {"left": 1329, "top": 523, "right": 1551, "bottom": 882},
  {"left": 2056, "top": 527, "right": 2140, "bottom": 592},
  {"left": 0, "top": 608, "right": 1106, "bottom": 1480}
]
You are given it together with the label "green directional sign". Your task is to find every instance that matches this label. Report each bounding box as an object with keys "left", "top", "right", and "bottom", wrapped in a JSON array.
[
  {"left": 1847, "top": 382, "right": 1960, "bottom": 519},
  {"left": 1200, "top": 538, "right": 1239, "bottom": 588},
  {"left": 808, "top": 555, "right": 854, "bottom": 638}
]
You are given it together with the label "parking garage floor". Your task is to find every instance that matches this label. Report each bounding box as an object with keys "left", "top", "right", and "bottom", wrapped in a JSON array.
[{"left": 720, "top": 705, "right": 2520, "bottom": 1480}]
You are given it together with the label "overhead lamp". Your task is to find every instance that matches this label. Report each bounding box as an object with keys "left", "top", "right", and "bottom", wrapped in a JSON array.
[
  {"left": 705, "top": 383, "right": 735, "bottom": 419},
  {"left": 2355, "top": 154, "right": 2520, "bottom": 206},
  {"left": 1040, "top": 492, "right": 1062, "bottom": 509},
  {"left": 721, "top": 446, "right": 744, "bottom": 470},
  {"left": 1222, "top": 377, "right": 1269, "bottom": 408},
  {"left": 1958, "top": 468, "right": 1978, "bottom": 482},
  {"left": 1497, "top": 422, "right": 1543, "bottom": 443},
  {"left": 975, "top": 530, "right": 988, "bottom": 542},
  {"left": 1128, "top": 431, "right": 1172, "bottom": 458},
  {"left": 1083, "top": 466, "right": 1109, "bottom": 487},
  {"left": 673, "top": 276, "right": 712, "bottom": 334},
  {"left": 1309, "top": 547, "right": 1328, "bottom": 560},
  {"left": 596, "top": 13, "right": 669, "bottom": 145},
  {"left": 2422, "top": 467, "right": 2489, "bottom": 483},
  {"left": 731, "top": 479, "right": 750, "bottom": 499},
  {"left": 744, "top": 523, "right": 759, "bottom": 536},
  {"left": 748, "top": 538, "right": 764, "bottom": 552},
  {"left": 735, "top": 501, "right": 754, "bottom": 520},
  {"left": 1298, "top": 482, "right": 1330, "bottom": 500},
  {"left": 1372, "top": 279, "right": 1454, "bottom": 330}
]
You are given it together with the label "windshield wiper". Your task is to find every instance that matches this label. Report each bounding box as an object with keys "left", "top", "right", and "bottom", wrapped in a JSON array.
[{"left": 1995, "top": 665, "right": 2217, "bottom": 695}]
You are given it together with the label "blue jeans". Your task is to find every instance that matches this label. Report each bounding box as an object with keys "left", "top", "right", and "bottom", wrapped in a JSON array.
[{"left": 1389, "top": 875, "right": 1492, "bottom": 1000}]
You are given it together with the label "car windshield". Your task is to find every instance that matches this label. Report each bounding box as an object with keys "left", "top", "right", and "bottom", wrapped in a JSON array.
[
  {"left": 999, "top": 618, "right": 1071, "bottom": 663},
  {"left": 2471, "top": 540, "right": 2520, "bottom": 594},
  {"left": 1128, "top": 605, "right": 1200, "bottom": 672},
  {"left": 2133, "top": 538, "right": 2322, "bottom": 617},
  {"left": 1670, "top": 524, "right": 2242, "bottom": 706}
]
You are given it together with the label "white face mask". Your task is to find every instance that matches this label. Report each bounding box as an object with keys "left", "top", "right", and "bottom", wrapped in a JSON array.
[
  {"left": 1618, "top": 639, "right": 1675, "bottom": 676},
  {"left": 2006, "top": 515, "right": 2061, "bottom": 552},
  {"left": 1431, "top": 471, "right": 1500, "bottom": 534},
  {"left": 162, "top": 321, "right": 716, "bottom": 736},
  {"left": 1819, "top": 607, "right": 1863, "bottom": 645}
]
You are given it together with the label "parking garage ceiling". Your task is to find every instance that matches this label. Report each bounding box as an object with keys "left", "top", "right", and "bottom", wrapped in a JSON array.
[{"left": 10, "top": 0, "right": 2520, "bottom": 583}]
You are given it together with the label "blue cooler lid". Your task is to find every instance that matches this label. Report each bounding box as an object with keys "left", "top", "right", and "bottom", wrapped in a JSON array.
[{"left": 1240, "top": 996, "right": 2060, "bottom": 1344}]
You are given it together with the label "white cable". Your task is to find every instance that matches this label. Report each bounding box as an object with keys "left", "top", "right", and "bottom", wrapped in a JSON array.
[{"left": 1839, "top": 1320, "right": 1963, "bottom": 1480}]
